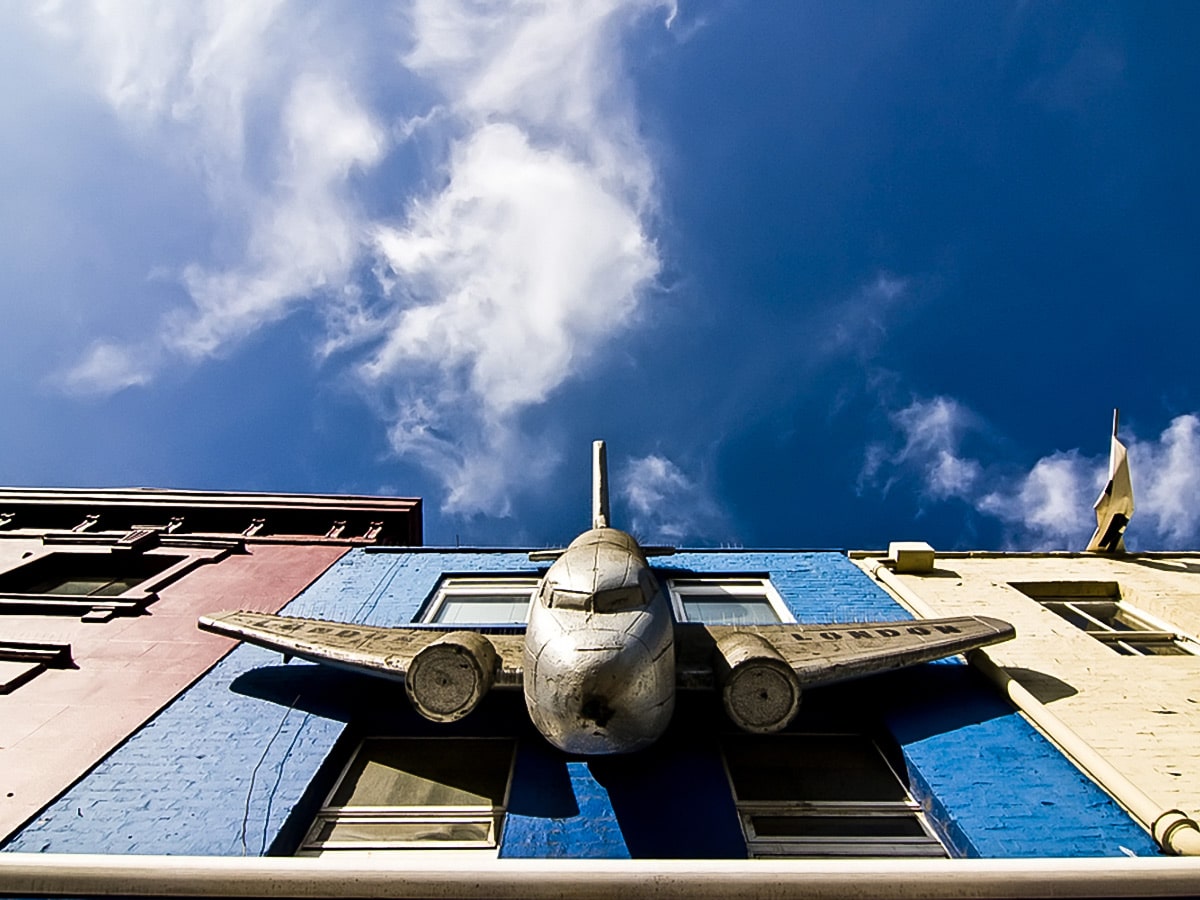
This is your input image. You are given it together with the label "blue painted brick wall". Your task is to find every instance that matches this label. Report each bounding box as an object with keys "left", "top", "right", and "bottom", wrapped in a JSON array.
[
  {"left": 4, "top": 549, "right": 1160, "bottom": 859},
  {"left": 5, "top": 550, "right": 535, "bottom": 855},
  {"left": 880, "top": 665, "right": 1159, "bottom": 858}
]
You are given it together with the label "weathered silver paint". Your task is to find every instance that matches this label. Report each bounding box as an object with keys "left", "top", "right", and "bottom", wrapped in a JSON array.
[
  {"left": 405, "top": 631, "right": 498, "bottom": 723},
  {"left": 592, "top": 439, "right": 610, "bottom": 530},
  {"left": 712, "top": 631, "right": 801, "bottom": 734},
  {"left": 198, "top": 440, "right": 1019, "bottom": 756},
  {"left": 524, "top": 527, "right": 674, "bottom": 754}
]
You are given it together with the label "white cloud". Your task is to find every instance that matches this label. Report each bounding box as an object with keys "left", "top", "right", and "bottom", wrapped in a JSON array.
[
  {"left": 620, "top": 453, "right": 724, "bottom": 544},
  {"left": 823, "top": 273, "right": 911, "bottom": 362},
  {"left": 982, "top": 419, "right": 1200, "bottom": 549},
  {"left": 32, "top": 1, "right": 670, "bottom": 516},
  {"left": 872, "top": 396, "right": 981, "bottom": 501},
  {"left": 1132, "top": 414, "right": 1200, "bottom": 543},
  {"left": 360, "top": 0, "right": 666, "bottom": 513},
  {"left": 977, "top": 450, "right": 1102, "bottom": 547},
  {"left": 35, "top": 1, "right": 291, "bottom": 177},
  {"left": 62, "top": 342, "right": 155, "bottom": 394},
  {"left": 36, "top": 1, "right": 385, "bottom": 368},
  {"left": 865, "top": 396, "right": 1200, "bottom": 550},
  {"left": 168, "top": 74, "right": 385, "bottom": 360}
]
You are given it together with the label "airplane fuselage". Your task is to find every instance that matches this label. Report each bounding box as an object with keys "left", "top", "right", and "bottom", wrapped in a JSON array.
[
  {"left": 523, "top": 527, "right": 675, "bottom": 754},
  {"left": 197, "top": 441, "right": 1018, "bottom": 759}
]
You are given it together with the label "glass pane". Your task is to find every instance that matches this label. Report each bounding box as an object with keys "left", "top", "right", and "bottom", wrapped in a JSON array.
[
  {"left": 313, "top": 818, "right": 492, "bottom": 845},
  {"left": 37, "top": 576, "right": 143, "bottom": 597},
  {"left": 0, "top": 553, "right": 184, "bottom": 597},
  {"left": 1110, "top": 608, "right": 1153, "bottom": 633},
  {"left": 1125, "top": 641, "right": 1190, "bottom": 657},
  {"left": 330, "top": 739, "right": 513, "bottom": 808},
  {"left": 1042, "top": 602, "right": 1103, "bottom": 633},
  {"left": 725, "top": 735, "right": 909, "bottom": 803},
  {"left": 434, "top": 595, "right": 530, "bottom": 624},
  {"left": 682, "top": 595, "right": 780, "bottom": 625},
  {"left": 751, "top": 815, "right": 928, "bottom": 839}
]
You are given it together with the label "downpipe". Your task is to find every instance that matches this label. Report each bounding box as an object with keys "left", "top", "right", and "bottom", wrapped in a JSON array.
[{"left": 867, "top": 560, "right": 1200, "bottom": 857}]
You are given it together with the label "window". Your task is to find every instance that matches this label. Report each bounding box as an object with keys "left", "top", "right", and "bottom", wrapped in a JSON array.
[
  {"left": 1012, "top": 581, "right": 1200, "bottom": 657},
  {"left": 420, "top": 576, "right": 539, "bottom": 626},
  {"left": 0, "top": 547, "right": 225, "bottom": 618},
  {"left": 300, "top": 738, "right": 516, "bottom": 852},
  {"left": 667, "top": 576, "right": 794, "bottom": 624},
  {"left": 0, "top": 552, "right": 184, "bottom": 597},
  {"left": 722, "top": 734, "right": 946, "bottom": 858},
  {"left": 0, "top": 640, "right": 72, "bottom": 694}
]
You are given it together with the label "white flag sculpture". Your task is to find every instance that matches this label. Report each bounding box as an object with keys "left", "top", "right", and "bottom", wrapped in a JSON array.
[{"left": 1086, "top": 409, "right": 1134, "bottom": 553}]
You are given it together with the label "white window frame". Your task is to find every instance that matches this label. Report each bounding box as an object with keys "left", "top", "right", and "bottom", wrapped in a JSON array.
[
  {"left": 721, "top": 733, "right": 946, "bottom": 859},
  {"left": 1041, "top": 599, "right": 1200, "bottom": 656},
  {"left": 1012, "top": 581, "right": 1200, "bottom": 657},
  {"left": 299, "top": 737, "right": 517, "bottom": 853},
  {"left": 666, "top": 576, "right": 795, "bottom": 624},
  {"left": 419, "top": 575, "right": 540, "bottom": 626}
]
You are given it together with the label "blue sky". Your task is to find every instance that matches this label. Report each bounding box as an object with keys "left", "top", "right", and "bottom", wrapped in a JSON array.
[{"left": 2, "top": 1, "right": 1198, "bottom": 551}]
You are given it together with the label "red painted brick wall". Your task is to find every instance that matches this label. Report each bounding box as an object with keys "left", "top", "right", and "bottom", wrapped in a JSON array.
[{"left": 0, "top": 543, "right": 348, "bottom": 840}]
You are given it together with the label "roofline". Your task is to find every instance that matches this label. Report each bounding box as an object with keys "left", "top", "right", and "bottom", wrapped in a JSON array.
[
  {"left": 848, "top": 549, "right": 1200, "bottom": 559},
  {"left": 0, "top": 486, "right": 419, "bottom": 511}
]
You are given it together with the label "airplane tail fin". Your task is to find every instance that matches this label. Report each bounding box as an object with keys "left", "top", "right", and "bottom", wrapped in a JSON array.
[
  {"left": 592, "top": 440, "right": 610, "bottom": 529},
  {"left": 528, "top": 440, "right": 676, "bottom": 560}
]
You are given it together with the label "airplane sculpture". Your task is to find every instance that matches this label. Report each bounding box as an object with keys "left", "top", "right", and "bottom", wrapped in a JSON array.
[{"left": 199, "top": 442, "right": 1014, "bottom": 755}]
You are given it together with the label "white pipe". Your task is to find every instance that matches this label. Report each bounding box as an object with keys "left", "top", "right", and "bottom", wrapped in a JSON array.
[
  {"left": 866, "top": 560, "right": 1200, "bottom": 857},
  {"left": 3, "top": 853, "right": 1200, "bottom": 899}
]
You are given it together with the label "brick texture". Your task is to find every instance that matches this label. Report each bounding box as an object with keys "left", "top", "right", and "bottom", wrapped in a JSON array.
[{"left": 3, "top": 549, "right": 1159, "bottom": 858}]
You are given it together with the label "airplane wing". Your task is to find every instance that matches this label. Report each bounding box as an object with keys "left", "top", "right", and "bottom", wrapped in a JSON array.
[
  {"left": 198, "top": 610, "right": 526, "bottom": 689},
  {"left": 675, "top": 615, "right": 1014, "bottom": 690}
]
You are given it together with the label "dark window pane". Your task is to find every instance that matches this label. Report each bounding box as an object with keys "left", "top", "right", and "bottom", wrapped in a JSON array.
[
  {"left": 1126, "top": 641, "right": 1190, "bottom": 657},
  {"left": 1040, "top": 602, "right": 1098, "bottom": 632},
  {"left": 751, "top": 815, "right": 928, "bottom": 839},
  {"left": 0, "top": 553, "right": 183, "bottom": 597},
  {"left": 724, "top": 735, "right": 909, "bottom": 803}
]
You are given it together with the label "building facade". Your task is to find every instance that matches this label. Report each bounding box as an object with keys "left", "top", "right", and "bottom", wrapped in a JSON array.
[
  {"left": 3, "top": 543, "right": 1179, "bottom": 859},
  {"left": 0, "top": 488, "right": 420, "bottom": 843},
  {"left": 850, "top": 547, "right": 1200, "bottom": 854},
  {"left": 3, "top": 493, "right": 1200, "bottom": 895}
]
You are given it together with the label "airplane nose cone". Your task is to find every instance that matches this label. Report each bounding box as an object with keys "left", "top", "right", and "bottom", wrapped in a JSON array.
[{"left": 527, "top": 631, "right": 671, "bottom": 755}]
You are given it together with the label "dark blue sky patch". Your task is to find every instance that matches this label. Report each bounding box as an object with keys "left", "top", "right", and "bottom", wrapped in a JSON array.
[{"left": 0, "top": 2, "right": 1197, "bottom": 550}]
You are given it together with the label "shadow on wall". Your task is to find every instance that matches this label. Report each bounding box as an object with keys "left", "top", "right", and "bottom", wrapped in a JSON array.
[
  {"left": 1005, "top": 668, "right": 1079, "bottom": 704},
  {"left": 588, "top": 730, "right": 746, "bottom": 858},
  {"left": 502, "top": 694, "right": 746, "bottom": 859},
  {"left": 1126, "top": 558, "right": 1200, "bottom": 575}
]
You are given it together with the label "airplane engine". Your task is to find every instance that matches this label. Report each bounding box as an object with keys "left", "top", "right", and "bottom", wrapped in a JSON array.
[
  {"left": 405, "top": 631, "right": 498, "bottom": 723},
  {"left": 713, "top": 631, "right": 801, "bottom": 734}
]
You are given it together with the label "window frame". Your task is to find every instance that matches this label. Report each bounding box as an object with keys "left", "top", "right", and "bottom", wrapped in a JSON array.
[
  {"left": 418, "top": 575, "right": 540, "bottom": 627},
  {"left": 299, "top": 737, "right": 517, "bottom": 853},
  {"left": 0, "top": 545, "right": 229, "bottom": 618},
  {"left": 1012, "top": 581, "right": 1200, "bottom": 657},
  {"left": 721, "top": 733, "right": 947, "bottom": 859},
  {"left": 0, "top": 640, "right": 73, "bottom": 694},
  {"left": 665, "top": 575, "right": 796, "bottom": 625}
]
